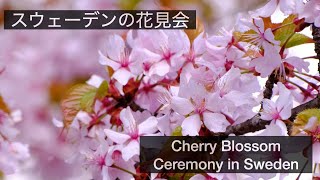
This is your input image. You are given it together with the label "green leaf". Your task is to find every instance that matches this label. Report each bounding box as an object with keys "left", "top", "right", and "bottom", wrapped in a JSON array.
[
  {"left": 291, "top": 108, "right": 320, "bottom": 136},
  {"left": 95, "top": 80, "right": 109, "bottom": 100},
  {"left": 285, "top": 33, "right": 314, "bottom": 48},
  {"left": 61, "top": 84, "right": 97, "bottom": 128},
  {"left": 80, "top": 89, "right": 96, "bottom": 113},
  {"left": 236, "top": 29, "right": 257, "bottom": 43},
  {"left": 274, "top": 15, "right": 297, "bottom": 46},
  {"left": 171, "top": 126, "right": 182, "bottom": 136}
]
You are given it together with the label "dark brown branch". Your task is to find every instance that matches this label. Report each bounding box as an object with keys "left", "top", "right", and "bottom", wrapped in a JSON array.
[
  {"left": 312, "top": 25, "right": 320, "bottom": 73},
  {"left": 224, "top": 114, "right": 269, "bottom": 135},
  {"left": 211, "top": 95, "right": 320, "bottom": 136},
  {"left": 289, "top": 95, "right": 320, "bottom": 121},
  {"left": 263, "top": 72, "right": 278, "bottom": 99},
  {"left": 259, "top": 71, "right": 277, "bottom": 111}
]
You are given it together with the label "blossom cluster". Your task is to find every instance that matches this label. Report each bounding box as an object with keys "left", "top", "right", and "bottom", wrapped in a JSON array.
[
  {"left": 0, "top": 98, "right": 29, "bottom": 174},
  {"left": 55, "top": 0, "right": 320, "bottom": 179},
  {"left": 0, "top": 0, "right": 118, "bottom": 178}
]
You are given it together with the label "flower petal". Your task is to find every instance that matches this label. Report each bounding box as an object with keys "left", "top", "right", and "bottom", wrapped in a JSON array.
[
  {"left": 261, "top": 99, "right": 277, "bottom": 121},
  {"left": 304, "top": 116, "right": 318, "bottom": 131},
  {"left": 156, "top": 114, "right": 171, "bottom": 135},
  {"left": 190, "top": 174, "right": 206, "bottom": 180},
  {"left": 52, "top": 118, "right": 63, "bottom": 128},
  {"left": 112, "top": 68, "right": 133, "bottom": 85},
  {"left": 167, "top": 30, "right": 190, "bottom": 54},
  {"left": 253, "top": 18, "right": 265, "bottom": 32},
  {"left": 104, "top": 129, "right": 131, "bottom": 144},
  {"left": 285, "top": 56, "right": 309, "bottom": 73},
  {"left": 106, "top": 34, "right": 125, "bottom": 61},
  {"left": 99, "top": 51, "right": 120, "bottom": 70},
  {"left": 250, "top": 0, "right": 278, "bottom": 17},
  {"left": 171, "top": 96, "right": 194, "bottom": 115},
  {"left": 313, "top": 142, "right": 320, "bottom": 163},
  {"left": 181, "top": 114, "right": 201, "bottom": 136},
  {"left": 276, "top": 83, "right": 293, "bottom": 119},
  {"left": 138, "top": 116, "right": 158, "bottom": 135},
  {"left": 149, "top": 60, "right": 170, "bottom": 76},
  {"left": 120, "top": 107, "right": 137, "bottom": 133},
  {"left": 264, "top": 28, "right": 280, "bottom": 45},
  {"left": 279, "top": 105, "right": 292, "bottom": 120},
  {"left": 203, "top": 112, "right": 230, "bottom": 133},
  {"left": 279, "top": 0, "right": 294, "bottom": 15},
  {"left": 86, "top": 75, "right": 104, "bottom": 88},
  {"left": 193, "top": 32, "right": 206, "bottom": 55},
  {"left": 122, "top": 140, "right": 139, "bottom": 161}
]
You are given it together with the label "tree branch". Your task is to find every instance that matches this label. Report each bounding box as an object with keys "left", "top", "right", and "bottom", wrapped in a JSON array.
[
  {"left": 210, "top": 95, "right": 320, "bottom": 136},
  {"left": 210, "top": 25, "right": 320, "bottom": 136},
  {"left": 312, "top": 25, "right": 320, "bottom": 73},
  {"left": 263, "top": 72, "right": 278, "bottom": 99}
]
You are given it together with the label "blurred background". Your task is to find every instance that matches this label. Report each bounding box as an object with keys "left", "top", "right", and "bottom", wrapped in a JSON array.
[{"left": 0, "top": 1, "right": 273, "bottom": 180}]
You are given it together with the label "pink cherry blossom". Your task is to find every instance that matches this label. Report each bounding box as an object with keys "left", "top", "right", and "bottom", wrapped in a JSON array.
[
  {"left": 299, "top": 116, "right": 320, "bottom": 163},
  {"left": 102, "top": 146, "right": 136, "bottom": 180},
  {"left": 261, "top": 82, "right": 293, "bottom": 121},
  {"left": 171, "top": 77, "right": 230, "bottom": 135},
  {"left": 0, "top": 109, "right": 29, "bottom": 174},
  {"left": 127, "top": 30, "right": 190, "bottom": 77},
  {"left": 297, "top": 0, "right": 320, "bottom": 27},
  {"left": 0, "top": 141, "right": 29, "bottom": 174},
  {"left": 242, "top": 18, "right": 280, "bottom": 49},
  {"left": 250, "top": 43, "right": 282, "bottom": 78},
  {"left": 134, "top": 78, "right": 168, "bottom": 113},
  {"left": 250, "top": 43, "right": 309, "bottom": 78},
  {"left": 99, "top": 34, "right": 142, "bottom": 85},
  {"left": 104, "top": 107, "right": 158, "bottom": 161},
  {"left": 156, "top": 87, "right": 184, "bottom": 136},
  {"left": 183, "top": 32, "right": 206, "bottom": 65},
  {"left": 250, "top": 0, "right": 296, "bottom": 17}
]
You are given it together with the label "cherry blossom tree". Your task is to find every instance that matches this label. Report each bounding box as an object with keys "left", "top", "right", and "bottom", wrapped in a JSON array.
[
  {"left": 49, "top": 0, "right": 320, "bottom": 179},
  {"left": 53, "top": 0, "right": 320, "bottom": 179}
]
